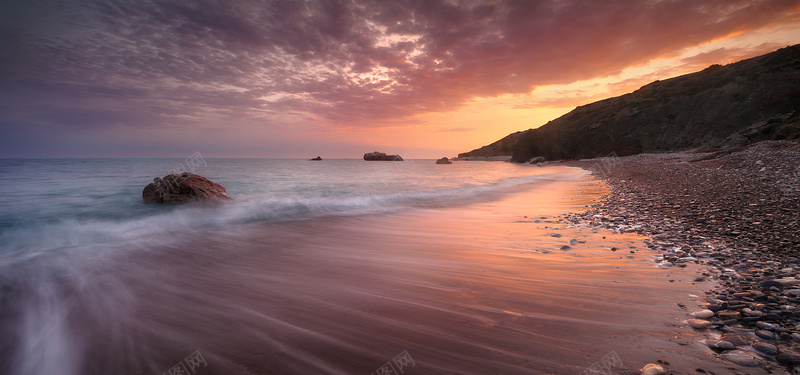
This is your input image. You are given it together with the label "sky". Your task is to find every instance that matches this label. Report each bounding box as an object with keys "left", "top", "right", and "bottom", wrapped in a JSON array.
[{"left": 1, "top": 0, "right": 799, "bottom": 158}]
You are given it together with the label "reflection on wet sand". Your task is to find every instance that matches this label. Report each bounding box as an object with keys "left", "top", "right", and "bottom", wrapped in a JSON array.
[{"left": 4, "top": 173, "right": 760, "bottom": 374}]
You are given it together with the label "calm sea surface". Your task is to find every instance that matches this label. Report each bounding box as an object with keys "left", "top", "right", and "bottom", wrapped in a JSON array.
[{"left": 0, "top": 158, "right": 562, "bottom": 259}]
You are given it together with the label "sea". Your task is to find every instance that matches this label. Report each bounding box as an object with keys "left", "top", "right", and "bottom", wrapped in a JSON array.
[{"left": 0, "top": 158, "right": 711, "bottom": 375}]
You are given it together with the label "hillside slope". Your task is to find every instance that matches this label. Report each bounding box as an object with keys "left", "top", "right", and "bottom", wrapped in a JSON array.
[
  {"left": 459, "top": 45, "right": 800, "bottom": 162},
  {"left": 455, "top": 131, "right": 525, "bottom": 159}
]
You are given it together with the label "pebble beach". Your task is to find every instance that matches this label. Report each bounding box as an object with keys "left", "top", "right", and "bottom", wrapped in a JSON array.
[{"left": 564, "top": 140, "right": 800, "bottom": 373}]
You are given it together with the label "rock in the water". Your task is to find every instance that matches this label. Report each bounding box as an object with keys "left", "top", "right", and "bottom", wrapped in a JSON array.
[
  {"left": 142, "top": 173, "right": 229, "bottom": 203},
  {"left": 687, "top": 319, "right": 712, "bottom": 329},
  {"left": 704, "top": 340, "right": 735, "bottom": 350},
  {"left": 691, "top": 309, "right": 715, "bottom": 319},
  {"left": 364, "top": 151, "right": 403, "bottom": 161},
  {"left": 436, "top": 157, "right": 453, "bottom": 164},
  {"left": 310, "top": 156, "right": 322, "bottom": 161},
  {"left": 641, "top": 363, "right": 668, "bottom": 375},
  {"left": 721, "top": 350, "right": 760, "bottom": 367}
]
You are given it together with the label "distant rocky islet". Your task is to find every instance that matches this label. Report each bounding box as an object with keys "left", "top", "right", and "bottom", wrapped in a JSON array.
[{"left": 363, "top": 151, "right": 403, "bottom": 161}]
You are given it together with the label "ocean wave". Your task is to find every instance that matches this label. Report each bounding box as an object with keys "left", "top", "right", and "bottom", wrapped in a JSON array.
[{"left": 0, "top": 170, "right": 583, "bottom": 261}]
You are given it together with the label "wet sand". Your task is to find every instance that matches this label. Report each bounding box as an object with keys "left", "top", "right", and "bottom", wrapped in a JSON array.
[{"left": 4, "top": 166, "right": 776, "bottom": 374}]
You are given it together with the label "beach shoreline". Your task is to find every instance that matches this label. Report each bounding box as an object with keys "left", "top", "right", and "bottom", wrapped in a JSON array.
[
  {"left": 0, "top": 165, "right": 731, "bottom": 374},
  {"left": 4, "top": 155, "right": 798, "bottom": 374},
  {"left": 562, "top": 140, "right": 800, "bottom": 372}
]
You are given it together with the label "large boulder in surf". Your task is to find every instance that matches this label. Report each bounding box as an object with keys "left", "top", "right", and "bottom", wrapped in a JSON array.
[
  {"left": 363, "top": 151, "right": 403, "bottom": 161},
  {"left": 436, "top": 157, "right": 453, "bottom": 164},
  {"left": 142, "top": 173, "right": 229, "bottom": 203}
]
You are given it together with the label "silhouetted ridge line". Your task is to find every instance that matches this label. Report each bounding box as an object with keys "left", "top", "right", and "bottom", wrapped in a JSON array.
[{"left": 458, "top": 44, "right": 800, "bottom": 163}]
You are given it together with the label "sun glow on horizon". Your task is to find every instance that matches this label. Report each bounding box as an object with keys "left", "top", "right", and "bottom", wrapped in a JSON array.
[
  {"left": 386, "top": 21, "right": 800, "bottom": 159},
  {"left": 2, "top": 0, "right": 800, "bottom": 158}
]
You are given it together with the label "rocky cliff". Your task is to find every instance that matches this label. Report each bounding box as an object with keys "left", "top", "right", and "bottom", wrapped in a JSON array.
[
  {"left": 459, "top": 45, "right": 800, "bottom": 162},
  {"left": 456, "top": 131, "right": 525, "bottom": 159}
]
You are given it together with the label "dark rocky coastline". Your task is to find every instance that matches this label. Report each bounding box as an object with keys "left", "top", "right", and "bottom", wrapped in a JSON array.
[
  {"left": 563, "top": 140, "right": 800, "bottom": 371},
  {"left": 458, "top": 44, "right": 800, "bottom": 163}
]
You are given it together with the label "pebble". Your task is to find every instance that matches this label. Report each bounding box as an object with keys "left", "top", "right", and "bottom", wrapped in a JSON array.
[
  {"left": 687, "top": 319, "right": 712, "bottom": 329},
  {"left": 775, "top": 278, "right": 800, "bottom": 287},
  {"left": 560, "top": 245, "right": 572, "bottom": 251},
  {"left": 762, "top": 280, "right": 784, "bottom": 288},
  {"left": 753, "top": 342, "right": 778, "bottom": 355},
  {"left": 757, "top": 321, "right": 778, "bottom": 331},
  {"left": 717, "top": 310, "right": 741, "bottom": 320},
  {"left": 776, "top": 352, "right": 800, "bottom": 365},
  {"left": 641, "top": 363, "right": 668, "bottom": 375},
  {"left": 755, "top": 330, "right": 776, "bottom": 341},
  {"left": 720, "top": 333, "right": 749, "bottom": 347},
  {"left": 703, "top": 339, "right": 735, "bottom": 350},
  {"left": 764, "top": 313, "right": 781, "bottom": 321},
  {"left": 690, "top": 309, "right": 714, "bottom": 319},
  {"left": 550, "top": 233, "right": 562, "bottom": 238},
  {"left": 721, "top": 350, "right": 760, "bottom": 367},
  {"left": 744, "top": 310, "right": 763, "bottom": 318}
]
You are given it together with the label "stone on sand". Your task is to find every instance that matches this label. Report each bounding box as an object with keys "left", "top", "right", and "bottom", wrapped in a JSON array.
[
  {"left": 687, "top": 319, "right": 712, "bottom": 329},
  {"left": 717, "top": 310, "right": 741, "bottom": 320},
  {"left": 720, "top": 350, "right": 760, "bottom": 367},
  {"left": 641, "top": 363, "right": 668, "bottom": 375},
  {"left": 704, "top": 340, "right": 735, "bottom": 350},
  {"left": 753, "top": 342, "right": 778, "bottom": 355},
  {"left": 755, "top": 330, "right": 776, "bottom": 341},
  {"left": 690, "top": 309, "right": 714, "bottom": 319}
]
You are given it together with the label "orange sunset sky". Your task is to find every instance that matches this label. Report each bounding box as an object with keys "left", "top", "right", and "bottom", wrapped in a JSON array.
[{"left": 1, "top": 0, "right": 799, "bottom": 158}]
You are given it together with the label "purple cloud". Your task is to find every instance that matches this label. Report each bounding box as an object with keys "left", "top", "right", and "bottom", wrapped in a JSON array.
[{"left": 1, "top": 0, "right": 798, "bottom": 140}]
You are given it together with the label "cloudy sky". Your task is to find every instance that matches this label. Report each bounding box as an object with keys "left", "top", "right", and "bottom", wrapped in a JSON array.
[{"left": 1, "top": 0, "right": 799, "bottom": 158}]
